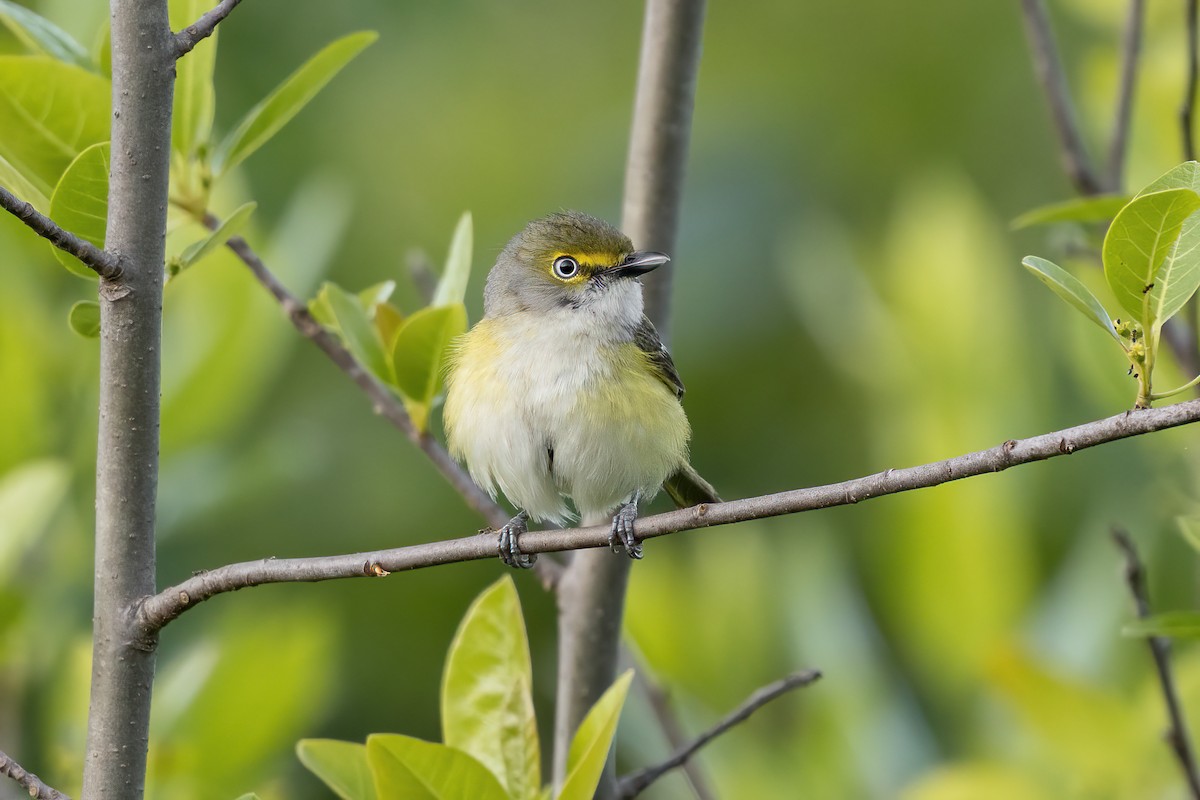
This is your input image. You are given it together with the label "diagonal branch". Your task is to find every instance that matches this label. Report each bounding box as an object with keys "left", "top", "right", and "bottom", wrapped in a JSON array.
[
  {"left": 136, "top": 396, "right": 1200, "bottom": 633},
  {"left": 1184, "top": 0, "right": 1199, "bottom": 163},
  {"left": 1112, "top": 528, "right": 1200, "bottom": 799},
  {"left": 0, "top": 749, "right": 70, "bottom": 800},
  {"left": 634, "top": 668, "right": 717, "bottom": 800},
  {"left": 0, "top": 185, "right": 123, "bottom": 280},
  {"left": 1019, "top": 0, "right": 1106, "bottom": 195},
  {"left": 616, "top": 669, "right": 822, "bottom": 799},
  {"left": 173, "top": 0, "right": 243, "bottom": 58},
  {"left": 1109, "top": 0, "right": 1145, "bottom": 189}
]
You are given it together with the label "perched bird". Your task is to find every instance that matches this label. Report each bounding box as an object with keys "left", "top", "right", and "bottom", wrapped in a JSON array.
[{"left": 444, "top": 210, "right": 718, "bottom": 568}]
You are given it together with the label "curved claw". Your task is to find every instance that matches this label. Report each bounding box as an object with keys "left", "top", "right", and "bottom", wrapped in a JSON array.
[
  {"left": 609, "top": 498, "right": 643, "bottom": 560},
  {"left": 498, "top": 510, "right": 537, "bottom": 569}
]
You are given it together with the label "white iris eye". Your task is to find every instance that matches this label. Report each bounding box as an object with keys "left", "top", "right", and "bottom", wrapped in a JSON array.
[{"left": 552, "top": 256, "right": 579, "bottom": 279}]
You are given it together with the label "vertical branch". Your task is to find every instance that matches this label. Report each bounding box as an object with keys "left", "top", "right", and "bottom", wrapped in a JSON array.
[
  {"left": 81, "top": 0, "right": 174, "bottom": 796},
  {"left": 1019, "top": 0, "right": 1106, "bottom": 195},
  {"left": 1184, "top": 0, "right": 1198, "bottom": 163},
  {"left": 552, "top": 0, "right": 706, "bottom": 796},
  {"left": 1112, "top": 529, "right": 1200, "bottom": 799},
  {"left": 1109, "top": 0, "right": 1144, "bottom": 189}
]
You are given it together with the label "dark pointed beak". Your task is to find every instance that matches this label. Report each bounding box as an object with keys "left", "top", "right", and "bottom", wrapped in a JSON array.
[{"left": 607, "top": 251, "right": 671, "bottom": 279}]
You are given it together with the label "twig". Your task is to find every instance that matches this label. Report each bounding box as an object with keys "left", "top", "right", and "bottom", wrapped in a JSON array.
[
  {"left": 1184, "top": 0, "right": 1199, "bottom": 162},
  {"left": 0, "top": 749, "right": 70, "bottom": 800},
  {"left": 1109, "top": 0, "right": 1145, "bottom": 189},
  {"left": 1112, "top": 528, "right": 1200, "bottom": 799},
  {"left": 1019, "top": 0, "right": 1106, "bottom": 195},
  {"left": 173, "top": 0, "right": 243, "bottom": 58},
  {"left": 635, "top": 670, "right": 717, "bottom": 800},
  {"left": 616, "top": 669, "right": 822, "bottom": 799},
  {"left": 136, "top": 397, "right": 1200, "bottom": 633},
  {"left": 0, "top": 184, "right": 123, "bottom": 280}
]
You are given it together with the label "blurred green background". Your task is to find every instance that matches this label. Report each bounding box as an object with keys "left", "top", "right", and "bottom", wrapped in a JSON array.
[{"left": 4, "top": 0, "right": 1200, "bottom": 797}]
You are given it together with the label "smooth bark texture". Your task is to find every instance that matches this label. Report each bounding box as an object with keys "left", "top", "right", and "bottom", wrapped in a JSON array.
[
  {"left": 552, "top": 0, "right": 707, "bottom": 794},
  {"left": 81, "top": 1, "right": 174, "bottom": 796}
]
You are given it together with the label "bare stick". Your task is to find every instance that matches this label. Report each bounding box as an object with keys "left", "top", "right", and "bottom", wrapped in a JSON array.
[
  {"left": 173, "top": 0, "right": 243, "bottom": 58},
  {"left": 0, "top": 185, "right": 122, "bottom": 280},
  {"left": 1112, "top": 528, "right": 1200, "bottom": 798},
  {"left": 1109, "top": 0, "right": 1145, "bottom": 189},
  {"left": 137, "top": 397, "right": 1200, "bottom": 633},
  {"left": 1019, "top": 0, "right": 1106, "bottom": 195},
  {"left": 0, "top": 749, "right": 70, "bottom": 800},
  {"left": 635, "top": 670, "right": 717, "bottom": 800},
  {"left": 1185, "top": 0, "right": 1199, "bottom": 162},
  {"left": 616, "top": 670, "right": 822, "bottom": 799}
]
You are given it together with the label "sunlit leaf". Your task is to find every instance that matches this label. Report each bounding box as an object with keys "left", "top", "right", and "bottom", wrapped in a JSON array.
[
  {"left": 1102, "top": 188, "right": 1200, "bottom": 328},
  {"left": 0, "top": 56, "right": 110, "bottom": 198},
  {"left": 297, "top": 739, "right": 377, "bottom": 800},
  {"left": 1138, "top": 161, "right": 1200, "bottom": 196},
  {"left": 433, "top": 212, "right": 473, "bottom": 307},
  {"left": 319, "top": 281, "right": 391, "bottom": 382},
  {"left": 391, "top": 303, "right": 467, "bottom": 431},
  {"left": 0, "top": 460, "right": 69, "bottom": 583},
  {"left": 67, "top": 301, "right": 100, "bottom": 338},
  {"left": 357, "top": 280, "right": 396, "bottom": 313},
  {"left": 366, "top": 734, "right": 509, "bottom": 800},
  {"left": 169, "top": 0, "right": 217, "bottom": 161},
  {"left": 1021, "top": 256, "right": 1120, "bottom": 342},
  {"left": 1011, "top": 194, "right": 1129, "bottom": 230},
  {"left": 0, "top": 0, "right": 92, "bottom": 69},
  {"left": 558, "top": 670, "right": 634, "bottom": 800},
  {"left": 48, "top": 142, "right": 109, "bottom": 279},
  {"left": 0, "top": 151, "right": 48, "bottom": 211},
  {"left": 212, "top": 31, "right": 377, "bottom": 176},
  {"left": 177, "top": 202, "right": 256, "bottom": 271},
  {"left": 375, "top": 301, "right": 405, "bottom": 350},
  {"left": 1122, "top": 611, "right": 1200, "bottom": 639},
  {"left": 442, "top": 576, "right": 539, "bottom": 799}
]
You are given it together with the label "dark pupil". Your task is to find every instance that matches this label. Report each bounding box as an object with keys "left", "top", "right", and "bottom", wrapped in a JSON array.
[{"left": 556, "top": 258, "right": 577, "bottom": 276}]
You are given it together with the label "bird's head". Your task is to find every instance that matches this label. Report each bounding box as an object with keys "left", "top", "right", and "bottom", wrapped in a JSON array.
[{"left": 483, "top": 211, "right": 669, "bottom": 317}]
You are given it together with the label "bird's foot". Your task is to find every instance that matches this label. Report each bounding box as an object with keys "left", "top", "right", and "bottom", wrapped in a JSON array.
[
  {"left": 609, "top": 495, "right": 643, "bottom": 559},
  {"left": 497, "top": 510, "right": 536, "bottom": 569}
]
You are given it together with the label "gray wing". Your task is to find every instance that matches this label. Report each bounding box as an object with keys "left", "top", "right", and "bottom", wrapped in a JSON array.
[{"left": 634, "top": 316, "right": 684, "bottom": 400}]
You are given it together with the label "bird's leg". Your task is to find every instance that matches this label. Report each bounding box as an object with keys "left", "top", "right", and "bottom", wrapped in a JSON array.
[
  {"left": 609, "top": 490, "right": 643, "bottom": 559},
  {"left": 497, "top": 510, "right": 536, "bottom": 569}
]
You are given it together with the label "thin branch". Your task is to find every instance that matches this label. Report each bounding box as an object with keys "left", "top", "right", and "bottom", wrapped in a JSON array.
[
  {"left": 1109, "top": 0, "right": 1145, "bottom": 189},
  {"left": 1112, "top": 528, "right": 1200, "bottom": 799},
  {"left": 1184, "top": 0, "right": 1199, "bottom": 162},
  {"left": 172, "top": 0, "right": 243, "bottom": 58},
  {"left": 635, "top": 669, "right": 717, "bottom": 800},
  {"left": 0, "top": 749, "right": 70, "bottom": 800},
  {"left": 136, "top": 397, "right": 1200, "bottom": 633},
  {"left": 0, "top": 184, "right": 122, "bottom": 280},
  {"left": 616, "top": 669, "right": 822, "bottom": 799},
  {"left": 1019, "top": 0, "right": 1106, "bottom": 195}
]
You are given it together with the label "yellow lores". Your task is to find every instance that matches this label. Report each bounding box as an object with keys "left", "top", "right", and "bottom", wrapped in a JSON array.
[{"left": 444, "top": 211, "right": 717, "bottom": 568}]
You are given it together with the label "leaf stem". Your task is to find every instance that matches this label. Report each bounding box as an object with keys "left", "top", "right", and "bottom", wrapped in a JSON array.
[{"left": 1150, "top": 371, "right": 1200, "bottom": 401}]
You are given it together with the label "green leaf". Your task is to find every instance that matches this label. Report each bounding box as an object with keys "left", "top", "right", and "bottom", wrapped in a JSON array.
[
  {"left": 1021, "top": 256, "right": 1120, "bottom": 342},
  {"left": 212, "top": 31, "right": 377, "bottom": 176},
  {"left": 1103, "top": 188, "right": 1200, "bottom": 328},
  {"left": 297, "top": 739, "right": 377, "bottom": 800},
  {"left": 67, "top": 301, "right": 100, "bottom": 338},
  {"left": 0, "top": 1, "right": 92, "bottom": 69},
  {"left": 390, "top": 303, "right": 467, "bottom": 431},
  {"left": 0, "top": 460, "right": 69, "bottom": 583},
  {"left": 93, "top": 19, "right": 110, "bottom": 79},
  {"left": 1179, "top": 516, "right": 1200, "bottom": 553},
  {"left": 1122, "top": 611, "right": 1200, "bottom": 639},
  {"left": 366, "top": 734, "right": 509, "bottom": 800},
  {"left": 177, "top": 202, "right": 256, "bottom": 271},
  {"left": 375, "top": 301, "right": 405, "bottom": 349},
  {"left": 48, "top": 142, "right": 109, "bottom": 279},
  {"left": 0, "top": 151, "right": 48, "bottom": 211},
  {"left": 433, "top": 212, "right": 473, "bottom": 307},
  {"left": 442, "top": 576, "right": 540, "bottom": 799},
  {"left": 1011, "top": 194, "right": 1129, "bottom": 230},
  {"left": 169, "top": 0, "right": 218, "bottom": 160},
  {"left": 319, "top": 281, "right": 392, "bottom": 382},
  {"left": 558, "top": 670, "right": 634, "bottom": 800},
  {"left": 357, "top": 280, "right": 396, "bottom": 313},
  {"left": 1137, "top": 160, "right": 1200, "bottom": 195},
  {"left": 0, "top": 56, "right": 110, "bottom": 199}
]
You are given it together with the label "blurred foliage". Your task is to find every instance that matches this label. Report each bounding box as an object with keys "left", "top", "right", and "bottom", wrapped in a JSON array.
[{"left": 1, "top": 0, "right": 1200, "bottom": 798}]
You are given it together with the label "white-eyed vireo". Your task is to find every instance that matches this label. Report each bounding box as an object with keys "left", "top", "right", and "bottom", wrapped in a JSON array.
[{"left": 444, "top": 211, "right": 717, "bottom": 568}]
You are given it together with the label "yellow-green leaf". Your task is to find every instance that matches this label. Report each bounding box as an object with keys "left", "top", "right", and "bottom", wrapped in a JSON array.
[
  {"left": 213, "top": 31, "right": 377, "bottom": 176},
  {"left": 1022, "top": 256, "right": 1120, "bottom": 342},
  {"left": 558, "top": 670, "right": 634, "bottom": 800},
  {"left": 297, "top": 739, "right": 377, "bottom": 800},
  {"left": 366, "top": 734, "right": 509, "bottom": 800},
  {"left": 319, "top": 281, "right": 392, "bottom": 383},
  {"left": 67, "top": 301, "right": 100, "bottom": 338},
  {"left": 391, "top": 303, "right": 467, "bottom": 431},
  {"left": 1011, "top": 194, "right": 1129, "bottom": 230},
  {"left": 49, "top": 142, "right": 109, "bottom": 279},
  {"left": 177, "top": 202, "right": 256, "bottom": 271},
  {"left": 433, "top": 212, "right": 473, "bottom": 307},
  {"left": 0, "top": 151, "right": 48, "bottom": 212},
  {"left": 1122, "top": 611, "right": 1200, "bottom": 639},
  {"left": 375, "top": 302, "right": 405, "bottom": 350},
  {"left": 357, "top": 280, "right": 396, "bottom": 313},
  {"left": 442, "top": 576, "right": 540, "bottom": 799},
  {"left": 0, "top": 1, "right": 92, "bottom": 69},
  {"left": 169, "top": 0, "right": 217, "bottom": 161}
]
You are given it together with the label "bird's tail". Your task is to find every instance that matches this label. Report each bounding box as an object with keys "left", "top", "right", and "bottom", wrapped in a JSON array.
[{"left": 663, "top": 463, "right": 721, "bottom": 508}]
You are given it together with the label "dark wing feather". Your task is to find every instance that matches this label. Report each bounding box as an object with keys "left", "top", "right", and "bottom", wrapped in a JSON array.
[{"left": 634, "top": 316, "right": 684, "bottom": 400}]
